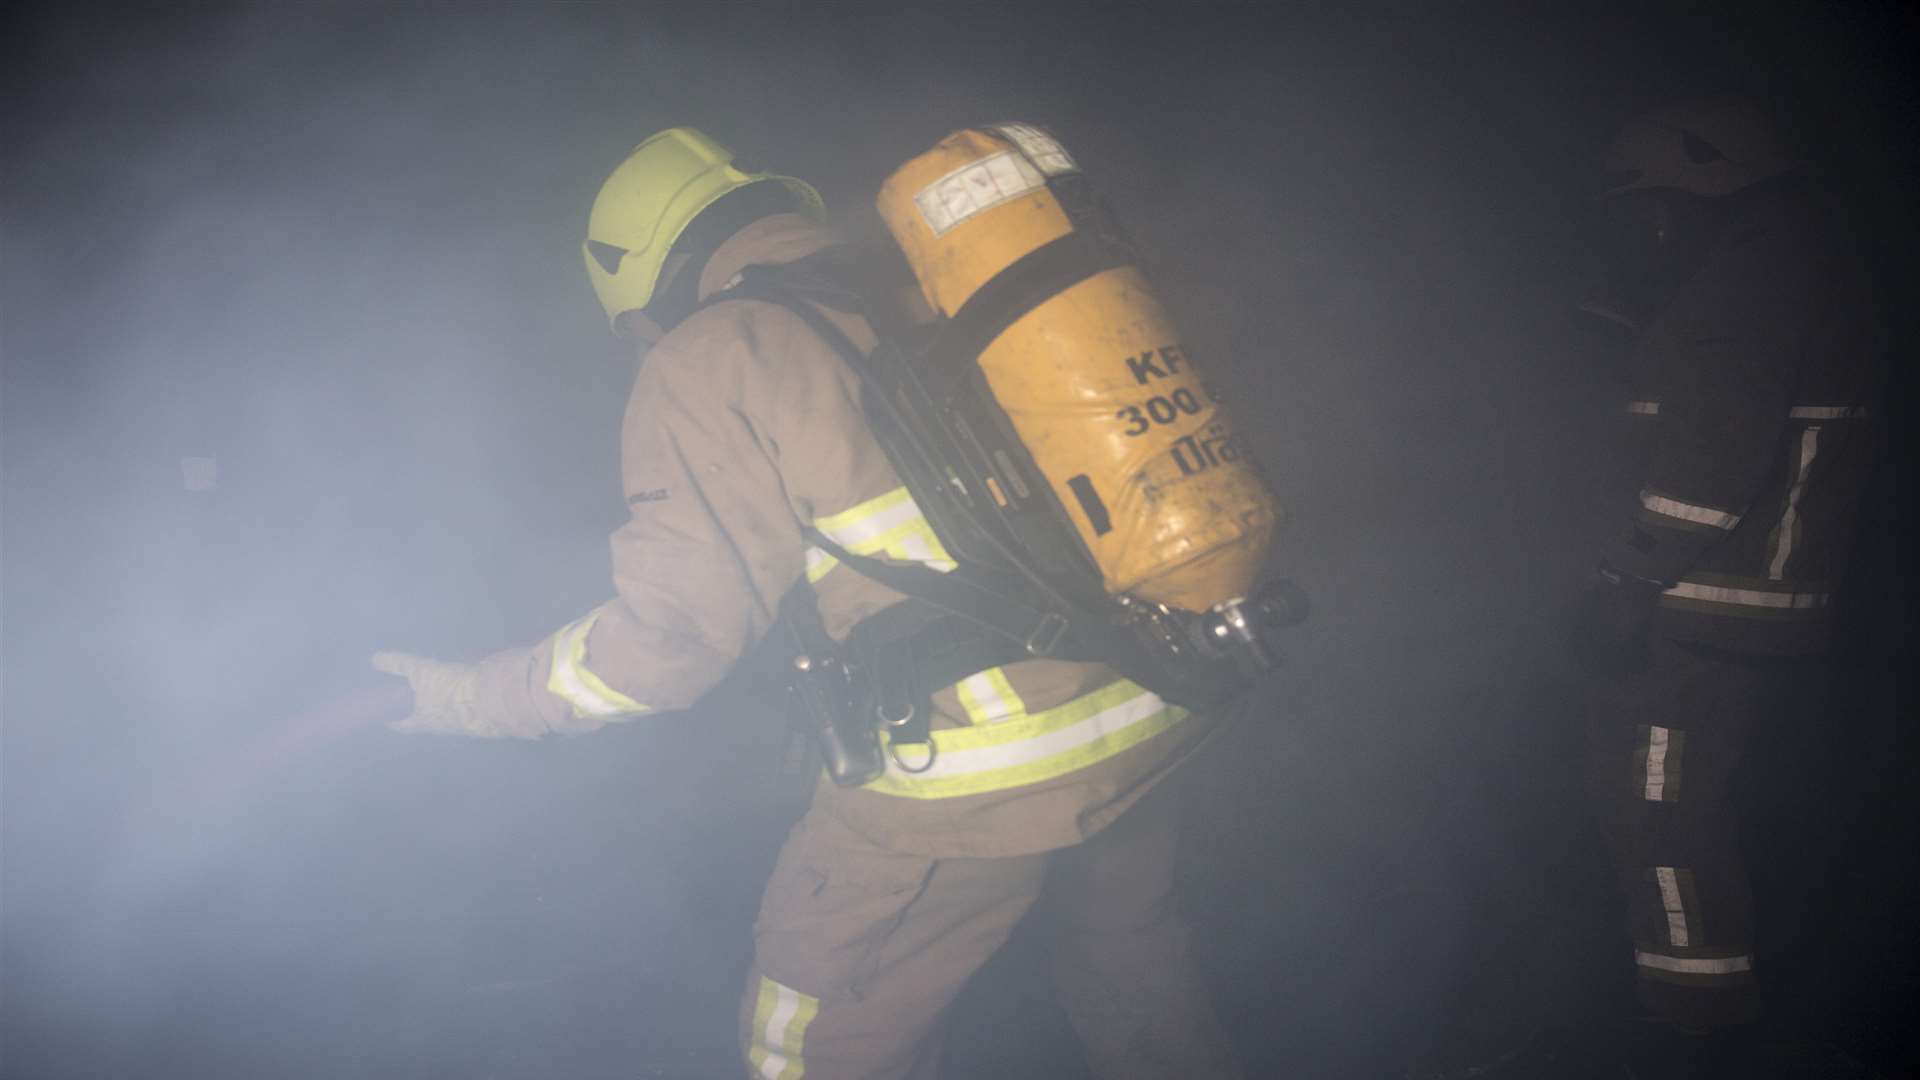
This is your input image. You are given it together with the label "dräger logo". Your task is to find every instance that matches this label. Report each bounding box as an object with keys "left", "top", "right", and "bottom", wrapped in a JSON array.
[{"left": 627, "top": 488, "right": 670, "bottom": 505}]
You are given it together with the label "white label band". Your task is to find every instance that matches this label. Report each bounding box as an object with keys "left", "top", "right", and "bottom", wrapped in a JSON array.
[
  {"left": 914, "top": 150, "right": 1047, "bottom": 237},
  {"left": 994, "top": 123, "right": 1078, "bottom": 176}
]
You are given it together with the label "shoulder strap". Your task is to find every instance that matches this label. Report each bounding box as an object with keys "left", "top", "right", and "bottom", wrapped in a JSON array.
[
  {"left": 805, "top": 527, "right": 1094, "bottom": 661},
  {"left": 701, "top": 260, "right": 1242, "bottom": 710},
  {"left": 703, "top": 264, "right": 1120, "bottom": 657}
]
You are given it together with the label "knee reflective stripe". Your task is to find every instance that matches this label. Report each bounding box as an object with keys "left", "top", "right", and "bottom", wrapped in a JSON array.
[
  {"left": 1661, "top": 577, "right": 1830, "bottom": 615},
  {"left": 1788, "top": 404, "right": 1866, "bottom": 420},
  {"left": 1766, "top": 426, "right": 1821, "bottom": 580},
  {"left": 1634, "top": 949, "right": 1755, "bottom": 984},
  {"left": 863, "top": 678, "right": 1188, "bottom": 799},
  {"left": 546, "top": 611, "right": 651, "bottom": 721},
  {"left": 1634, "top": 724, "right": 1685, "bottom": 803},
  {"left": 813, "top": 486, "right": 958, "bottom": 573},
  {"left": 1651, "top": 866, "right": 1701, "bottom": 948},
  {"left": 1626, "top": 400, "right": 1660, "bottom": 416},
  {"left": 748, "top": 976, "right": 819, "bottom": 1080},
  {"left": 803, "top": 545, "right": 839, "bottom": 585},
  {"left": 1638, "top": 488, "right": 1741, "bottom": 532},
  {"left": 955, "top": 667, "right": 1029, "bottom": 725}
]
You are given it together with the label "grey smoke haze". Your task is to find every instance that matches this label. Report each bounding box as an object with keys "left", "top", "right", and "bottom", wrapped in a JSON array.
[{"left": 4, "top": 5, "right": 1915, "bottom": 1077}]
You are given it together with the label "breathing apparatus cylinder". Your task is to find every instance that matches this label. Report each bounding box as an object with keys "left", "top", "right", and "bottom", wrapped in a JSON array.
[{"left": 875, "top": 124, "right": 1282, "bottom": 620}]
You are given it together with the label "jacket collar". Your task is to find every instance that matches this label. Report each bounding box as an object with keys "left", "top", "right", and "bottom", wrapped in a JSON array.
[{"left": 698, "top": 213, "right": 840, "bottom": 301}]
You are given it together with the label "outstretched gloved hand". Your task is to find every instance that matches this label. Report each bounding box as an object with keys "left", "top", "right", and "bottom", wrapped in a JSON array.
[{"left": 370, "top": 651, "right": 517, "bottom": 738}]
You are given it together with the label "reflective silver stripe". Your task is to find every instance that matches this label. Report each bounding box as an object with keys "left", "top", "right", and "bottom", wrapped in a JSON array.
[
  {"left": 1635, "top": 950, "right": 1753, "bottom": 976},
  {"left": 1662, "top": 581, "right": 1829, "bottom": 609},
  {"left": 813, "top": 487, "right": 958, "bottom": 573},
  {"left": 816, "top": 488, "right": 923, "bottom": 548},
  {"left": 803, "top": 545, "right": 839, "bottom": 585},
  {"left": 759, "top": 987, "right": 799, "bottom": 1080},
  {"left": 747, "top": 976, "right": 818, "bottom": 1080},
  {"left": 1639, "top": 489, "right": 1741, "bottom": 530},
  {"left": 894, "top": 688, "right": 1165, "bottom": 781},
  {"left": 546, "top": 612, "right": 650, "bottom": 721},
  {"left": 1625, "top": 402, "right": 1863, "bottom": 420},
  {"left": 1581, "top": 299, "right": 1637, "bottom": 328},
  {"left": 887, "top": 526, "right": 957, "bottom": 573},
  {"left": 955, "top": 668, "right": 1028, "bottom": 726},
  {"left": 863, "top": 679, "right": 1187, "bottom": 799},
  {"left": 1655, "top": 867, "right": 1690, "bottom": 947},
  {"left": 1644, "top": 726, "right": 1672, "bottom": 802},
  {"left": 1767, "top": 426, "right": 1821, "bottom": 580}
]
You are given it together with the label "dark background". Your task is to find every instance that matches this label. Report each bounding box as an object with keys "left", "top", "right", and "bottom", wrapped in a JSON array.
[{"left": 4, "top": 4, "right": 1915, "bottom": 1077}]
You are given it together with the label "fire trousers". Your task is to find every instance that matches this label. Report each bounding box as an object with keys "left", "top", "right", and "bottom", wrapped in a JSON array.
[
  {"left": 1581, "top": 634, "right": 1788, "bottom": 1029},
  {"left": 737, "top": 786, "right": 1242, "bottom": 1079}
]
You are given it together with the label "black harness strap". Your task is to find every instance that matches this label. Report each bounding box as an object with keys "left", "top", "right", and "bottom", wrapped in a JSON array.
[
  {"left": 847, "top": 601, "right": 1025, "bottom": 747},
  {"left": 701, "top": 261, "right": 1095, "bottom": 702},
  {"left": 925, "top": 230, "right": 1132, "bottom": 400},
  {"left": 699, "top": 259, "right": 1247, "bottom": 715},
  {"left": 805, "top": 528, "right": 1097, "bottom": 662}
]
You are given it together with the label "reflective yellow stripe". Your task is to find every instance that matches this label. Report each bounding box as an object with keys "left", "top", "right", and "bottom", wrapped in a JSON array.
[
  {"left": 955, "top": 667, "right": 1028, "bottom": 725},
  {"left": 813, "top": 486, "right": 957, "bottom": 572},
  {"left": 747, "top": 975, "right": 818, "bottom": 1080},
  {"left": 864, "top": 679, "right": 1189, "bottom": 799},
  {"left": 1639, "top": 488, "right": 1741, "bottom": 531},
  {"left": 546, "top": 611, "right": 651, "bottom": 722},
  {"left": 803, "top": 545, "right": 839, "bottom": 585}
]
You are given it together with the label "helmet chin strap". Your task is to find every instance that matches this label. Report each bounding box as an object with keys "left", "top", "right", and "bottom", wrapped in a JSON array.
[
  {"left": 642, "top": 252, "right": 701, "bottom": 333},
  {"left": 1589, "top": 189, "right": 1733, "bottom": 328},
  {"left": 641, "top": 182, "right": 805, "bottom": 334}
]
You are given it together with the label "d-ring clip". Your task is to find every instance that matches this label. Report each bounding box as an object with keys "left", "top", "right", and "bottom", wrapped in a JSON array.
[{"left": 887, "top": 737, "right": 937, "bottom": 774}]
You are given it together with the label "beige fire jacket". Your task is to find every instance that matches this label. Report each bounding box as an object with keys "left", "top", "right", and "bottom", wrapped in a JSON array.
[{"left": 469, "top": 214, "right": 1217, "bottom": 857}]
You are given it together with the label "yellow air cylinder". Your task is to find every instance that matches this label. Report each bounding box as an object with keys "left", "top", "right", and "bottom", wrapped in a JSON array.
[{"left": 877, "top": 124, "right": 1280, "bottom": 613}]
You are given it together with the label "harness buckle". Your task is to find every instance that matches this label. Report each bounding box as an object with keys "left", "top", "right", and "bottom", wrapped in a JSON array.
[
  {"left": 887, "top": 736, "right": 938, "bottom": 775},
  {"left": 1024, "top": 612, "right": 1070, "bottom": 657}
]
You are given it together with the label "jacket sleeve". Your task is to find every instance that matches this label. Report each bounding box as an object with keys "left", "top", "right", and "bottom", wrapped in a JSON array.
[
  {"left": 468, "top": 306, "right": 810, "bottom": 737},
  {"left": 1602, "top": 221, "right": 1810, "bottom": 584}
]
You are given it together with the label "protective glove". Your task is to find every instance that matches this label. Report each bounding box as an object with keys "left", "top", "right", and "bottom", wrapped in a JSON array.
[
  {"left": 370, "top": 651, "right": 518, "bottom": 738},
  {"left": 1568, "top": 566, "right": 1664, "bottom": 677}
]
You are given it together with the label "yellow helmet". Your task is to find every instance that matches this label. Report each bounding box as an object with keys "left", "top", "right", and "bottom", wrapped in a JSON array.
[
  {"left": 1602, "top": 96, "right": 1802, "bottom": 199},
  {"left": 582, "top": 127, "right": 824, "bottom": 329}
]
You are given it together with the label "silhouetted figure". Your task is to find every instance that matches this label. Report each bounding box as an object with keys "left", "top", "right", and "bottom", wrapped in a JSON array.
[{"left": 1568, "top": 96, "right": 1887, "bottom": 1069}]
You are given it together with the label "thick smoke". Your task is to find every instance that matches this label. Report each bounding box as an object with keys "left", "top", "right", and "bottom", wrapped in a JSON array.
[{"left": 4, "top": 5, "right": 1914, "bottom": 1077}]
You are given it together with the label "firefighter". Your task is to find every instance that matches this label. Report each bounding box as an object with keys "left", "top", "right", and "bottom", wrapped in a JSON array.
[
  {"left": 1569, "top": 96, "right": 1886, "bottom": 1041},
  {"left": 372, "top": 128, "right": 1243, "bottom": 1079}
]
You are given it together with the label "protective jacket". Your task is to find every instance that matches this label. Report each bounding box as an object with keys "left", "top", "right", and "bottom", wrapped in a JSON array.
[
  {"left": 1605, "top": 189, "right": 1884, "bottom": 655},
  {"left": 468, "top": 214, "right": 1216, "bottom": 857}
]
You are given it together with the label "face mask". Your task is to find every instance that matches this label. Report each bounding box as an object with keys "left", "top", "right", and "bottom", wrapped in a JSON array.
[{"left": 1588, "top": 190, "right": 1725, "bottom": 328}]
